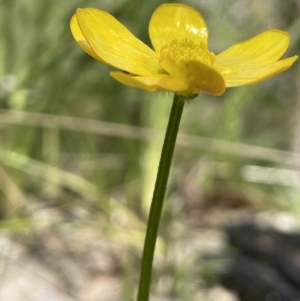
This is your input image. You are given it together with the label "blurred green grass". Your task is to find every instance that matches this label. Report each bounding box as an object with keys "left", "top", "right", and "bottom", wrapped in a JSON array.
[{"left": 0, "top": 0, "right": 299, "bottom": 300}]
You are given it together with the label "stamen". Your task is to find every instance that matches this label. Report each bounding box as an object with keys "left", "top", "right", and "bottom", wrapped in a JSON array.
[{"left": 160, "top": 38, "right": 215, "bottom": 66}]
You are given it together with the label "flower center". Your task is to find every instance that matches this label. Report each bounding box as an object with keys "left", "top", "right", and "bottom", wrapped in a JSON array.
[{"left": 160, "top": 38, "right": 215, "bottom": 66}]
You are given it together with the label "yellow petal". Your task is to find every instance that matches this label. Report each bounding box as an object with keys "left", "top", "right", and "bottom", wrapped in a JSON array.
[
  {"left": 220, "top": 55, "right": 298, "bottom": 87},
  {"left": 110, "top": 71, "right": 188, "bottom": 92},
  {"left": 76, "top": 8, "right": 161, "bottom": 76},
  {"left": 160, "top": 58, "right": 226, "bottom": 96},
  {"left": 149, "top": 4, "right": 208, "bottom": 55},
  {"left": 70, "top": 14, "right": 105, "bottom": 62},
  {"left": 216, "top": 30, "right": 291, "bottom": 71}
]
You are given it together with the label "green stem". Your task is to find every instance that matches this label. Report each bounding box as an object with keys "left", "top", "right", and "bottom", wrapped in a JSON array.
[{"left": 137, "top": 93, "right": 185, "bottom": 301}]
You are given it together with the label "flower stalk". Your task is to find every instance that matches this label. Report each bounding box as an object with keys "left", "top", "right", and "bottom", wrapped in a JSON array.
[{"left": 137, "top": 93, "right": 185, "bottom": 301}]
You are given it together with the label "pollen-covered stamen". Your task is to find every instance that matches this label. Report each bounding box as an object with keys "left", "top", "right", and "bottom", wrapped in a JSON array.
[{"left": 160, "top": 38, "right": 215, "bottom": 66}]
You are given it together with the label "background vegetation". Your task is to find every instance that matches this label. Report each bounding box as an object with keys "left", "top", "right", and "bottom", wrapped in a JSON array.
[{"left": 0, "top": 0, "right": 299, "bottom": 300}]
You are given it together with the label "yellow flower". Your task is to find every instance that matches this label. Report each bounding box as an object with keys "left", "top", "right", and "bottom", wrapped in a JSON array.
[{"left": 70, "top": 3, "right": 298, "bottom": 99}]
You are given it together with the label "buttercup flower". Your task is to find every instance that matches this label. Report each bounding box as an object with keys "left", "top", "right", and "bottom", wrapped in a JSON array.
[{"left": 71, "top": 3, "right": 298, "bottom": 99}]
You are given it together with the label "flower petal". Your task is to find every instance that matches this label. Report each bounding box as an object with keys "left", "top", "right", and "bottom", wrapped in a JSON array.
[
  {"left": 110, "top": 71, "right": 188, "bottom": 92},
  {"left": 149, "top": 4, "right": 208, "bottom": 54},
  {"left": 220, "top": 55, "right": 298, "bottom": 87},
  {"left": 160, "top": 58, "right": 226, "bottom": 96},
  {"left": 216, "top": 30, "right": 291, "bottom": 70},
  {"left": 76, "top": 8, "right": 161, "bottom": 76},
  {"left": 70, "top": 14, "right": 105, "bottom": 62}
]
